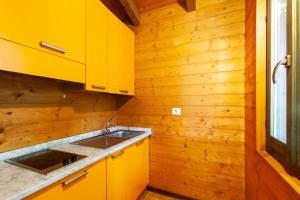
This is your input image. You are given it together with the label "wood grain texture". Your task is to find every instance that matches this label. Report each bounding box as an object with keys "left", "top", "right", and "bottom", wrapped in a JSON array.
[
  {"left": 117, "top": 1, "right": 245, "bottom": 199},
  {"left": 135, "top": 0, "right": 178, "bottom": 12},
  {"left": 0, "top": 71, "right": 118, "bottom": 152},
  {"left": 186, "top": 0, "right": 196, "bottom": 12},
  {"left": 139, "top": 191, "right": 178, "bottom": 200},
  {"left": 245, "top": 0, "right": 300, "bottom": 199}
]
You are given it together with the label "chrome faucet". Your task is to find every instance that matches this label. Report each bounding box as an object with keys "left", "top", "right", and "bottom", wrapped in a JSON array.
[{"left": 104, "top": 116, "right": 117, "bottom": 135}]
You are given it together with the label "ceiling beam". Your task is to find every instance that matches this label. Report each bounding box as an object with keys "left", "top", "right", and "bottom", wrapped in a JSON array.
[
  {"left": 119, "top": 0, "right": 140, "bottom": 25},
  {"left": 186, "top": 0, "right": 196, "bottom": 12}
]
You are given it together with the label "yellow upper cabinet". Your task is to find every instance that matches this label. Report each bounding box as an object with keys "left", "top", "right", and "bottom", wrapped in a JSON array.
[
  {"left": 0, "top": 0, "right": 134, "bottom": 93},
  {"left": 0, "top": 38, "right": 85, "bottom": 83},
  {"left": 0, "top": 0, "right": 85, "bottom": 64},
  {"left": 108, "top": 12, "right": 135, "bottom": 95},
  {"left": 85, "top": 0, "right": 108, "bottom": 92}
]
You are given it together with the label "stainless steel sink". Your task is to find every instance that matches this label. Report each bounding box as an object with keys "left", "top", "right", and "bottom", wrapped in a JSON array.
[
  {"left": 109, "top": 130, "right": 142, "bottom": 138},
  {"left": 73, "top": 136, "right": 128, "bottom": 149},
  {"left": 73, "top": 130, "right": 144, "bottom": 149}
]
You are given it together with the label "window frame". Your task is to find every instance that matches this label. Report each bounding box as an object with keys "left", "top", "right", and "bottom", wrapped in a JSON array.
[{"left": 266, "top": 0, "right": 300, "bottom": 175}]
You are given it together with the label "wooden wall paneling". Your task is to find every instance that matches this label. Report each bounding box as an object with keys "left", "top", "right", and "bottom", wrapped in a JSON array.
[
  {"left": 117, "top": 0, "right": 246, "bottom": 199},
  {"left": 0, "top": 71, "right": 118, "bottom": 152},
  {"left": 0, "top": 122, "right": 3, "bottom": 144}
]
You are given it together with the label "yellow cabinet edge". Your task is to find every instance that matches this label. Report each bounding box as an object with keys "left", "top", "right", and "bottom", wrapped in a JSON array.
[{"left": 0, "top": 38, "right": 85, "bottom": 83}]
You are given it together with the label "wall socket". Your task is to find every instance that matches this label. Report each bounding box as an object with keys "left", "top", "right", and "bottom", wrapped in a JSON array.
[{"left": 172, "top": 108, "right": 182, "bottom": 116}]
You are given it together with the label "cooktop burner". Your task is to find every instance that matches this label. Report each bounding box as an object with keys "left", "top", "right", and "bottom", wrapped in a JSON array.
[{"left": 6, "top": 149, "right": 87, "bottom": 175}]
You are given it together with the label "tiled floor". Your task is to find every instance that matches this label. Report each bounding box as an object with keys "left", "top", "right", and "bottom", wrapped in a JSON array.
[{"left": 139, "top": 191, "right": 179, "bottom": 200}]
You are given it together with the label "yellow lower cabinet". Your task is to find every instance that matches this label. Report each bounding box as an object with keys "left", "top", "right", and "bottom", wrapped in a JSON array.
[
  {"left": 126, "top": 138, "right": 150, "bottom": 200},
  {"left": 107, "top": 138, "right": 150, "bottom": 200},
  {"left": 25, "top": 159, "right": 106, "bottom": 200},
  {"left": 134, "top": 138, "right": 150, "bottom": 197},
  {"left": 107, "top": 149, "right": 128, "bottom": 200}
]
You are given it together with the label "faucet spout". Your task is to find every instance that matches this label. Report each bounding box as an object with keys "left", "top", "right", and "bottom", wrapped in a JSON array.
[{"left": 104, "top": 116, "right": 117, "bottom": 136}]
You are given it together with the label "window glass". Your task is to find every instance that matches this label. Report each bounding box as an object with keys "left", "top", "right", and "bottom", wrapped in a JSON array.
[{"left": 270, "top": 0, "right": 287, "bottom": 143}]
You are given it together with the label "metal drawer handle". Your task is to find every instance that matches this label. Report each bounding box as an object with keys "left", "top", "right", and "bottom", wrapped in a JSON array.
[
  {"left": 111, "top": 150, "right": 124, "bottom": 159},
  {"left": 136, "top": 140, "right": 144, "bottom": 146},
  {"left": 62, "top": 170, "right": 88, "bottom": 187},
  {"left": 272, "top": 55, "right": 291, "bottom": 84},
  {"left": 120, "top": 90, "right": 129, "bottom": 94},
  {"left": 92, "top": 84, "right": 106, "bottom": 90},
  {"left": 40, "top": 41, "right": 66, "bottom": 54}
]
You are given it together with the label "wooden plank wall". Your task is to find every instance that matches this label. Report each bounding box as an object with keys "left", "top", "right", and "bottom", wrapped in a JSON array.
[
  {"left": 245, "top": 0, "right": 300, "bottom": 199},
  {"left": 117, "top": 0, "right": 246, "bottom": 199},
  {"left": 0, "top": 71, "right": 118, "bottom": 152}
]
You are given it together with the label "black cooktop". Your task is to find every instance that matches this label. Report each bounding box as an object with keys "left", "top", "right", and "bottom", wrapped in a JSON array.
[{"left": 6, "top": 149, "right": 87, "bottom": 175}]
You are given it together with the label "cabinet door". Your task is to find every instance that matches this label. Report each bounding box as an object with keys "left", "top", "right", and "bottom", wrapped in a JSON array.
[
  {"left": 107, "top": 149, "right": 128, "bottom": 200},
  {"left": 123, "top": 26, "right": 135, "bottom": 96},
  {"left": 0, "top": 0, "right": 85, "bottom": 63},
  {"left": 62, "top": 159, "right": 106, "bottom": 200},
  {"left": 135, "top": 138, "right": 149, "bottom": 195},
  {"left": 127, "top": 138, "right": 150, "bottom": 200},
  {"left": 108, "top": 13, "right": 134, "bottom": 95},
  {"left": 85, "top": 0, "right": 108, "bottom": 92},
  {"left": 25, "top": 159, "right": 106, "bottom": 200}
]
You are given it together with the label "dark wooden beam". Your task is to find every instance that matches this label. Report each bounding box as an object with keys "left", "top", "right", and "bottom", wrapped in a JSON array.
[
  {"left": 186, "top": 0, "right": 196, "bottom": 12},
  {"left": 100, "top": 0, "right": 131, "bottom": 24},
  {"left": 119, "top": 0, "right": 140, "bottom": 25}
]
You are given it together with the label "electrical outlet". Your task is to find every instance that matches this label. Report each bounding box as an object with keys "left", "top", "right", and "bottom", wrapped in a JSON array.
[{"left": 172, "top": 108, "right": 182, "bottom": 116}]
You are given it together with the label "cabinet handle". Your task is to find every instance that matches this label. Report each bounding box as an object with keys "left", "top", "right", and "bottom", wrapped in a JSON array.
[
  {"left": 120, "top": 90, "right": 129, "bottom": 94},
  {"left": 111, "top": 150, "right": 124, "bottom": 159},
  {"left": 136, "top": 140, "right": 144, "bottom": 146},
  {"left": 62, "top": 170, "right": 88, "bottom": 187},
  {"left": 40, "top": 41, "right": 66, "bottom": 54},
  {"left": 92, "top": 84, "right": 106, "bottom": 90}
]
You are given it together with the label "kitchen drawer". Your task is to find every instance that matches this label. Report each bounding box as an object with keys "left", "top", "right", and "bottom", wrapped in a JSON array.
[
  {"left": 0, "top": 38, "right": 85, "bottom": 83},
  {"left": 25, "top": 159, "right": 106, "bottom": 200}
]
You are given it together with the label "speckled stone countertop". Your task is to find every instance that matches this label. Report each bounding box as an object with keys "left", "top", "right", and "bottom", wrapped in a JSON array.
[{"left": 0, "top": 126, "right": 152, "bottom": 200}]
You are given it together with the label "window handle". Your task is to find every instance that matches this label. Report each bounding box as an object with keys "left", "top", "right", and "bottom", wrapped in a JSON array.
[{"left": 272, "top": 55, "right": 291, "bottom": 84}]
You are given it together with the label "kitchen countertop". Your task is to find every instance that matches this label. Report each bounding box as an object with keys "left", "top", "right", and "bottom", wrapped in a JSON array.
[{"left": 0, "top": 126, "right": 152, "bottom": 200}]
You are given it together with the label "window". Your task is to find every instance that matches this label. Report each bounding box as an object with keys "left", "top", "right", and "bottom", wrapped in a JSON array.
[{"left": 267, "top": 0, "right": 299, "bottom": 174}]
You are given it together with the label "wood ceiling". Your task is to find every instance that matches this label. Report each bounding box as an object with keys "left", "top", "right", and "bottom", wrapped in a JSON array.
[{"left": 101, "top": 0, "right": 195, "bottom": 25}]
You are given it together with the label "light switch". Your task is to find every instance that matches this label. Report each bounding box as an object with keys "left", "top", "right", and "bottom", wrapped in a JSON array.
[{"left": 172, "top": 108, "right": 182, "bottom": 116}]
